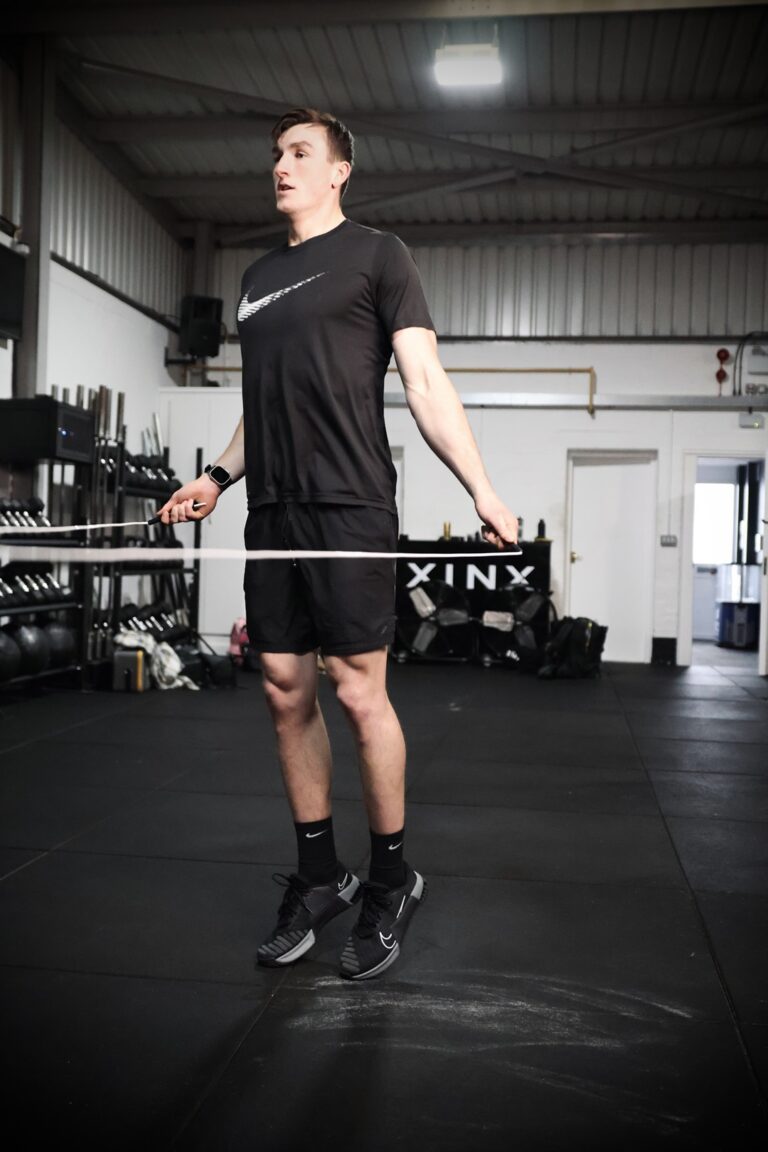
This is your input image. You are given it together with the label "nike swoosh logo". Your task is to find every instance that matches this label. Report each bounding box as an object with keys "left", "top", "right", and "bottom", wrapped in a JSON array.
[
  {"left": 379, "top": 932, "right": 397, "bottom": 951},
  {"left": 337, "top": 872, "right": 349, "bottom": 891},
  {"left": 237, "top": 272, "right": 327, "bottom": 322},
  {"left": 305, "top": 830, "right": 328, "bottom": 839},
  {"left": 388, "top": 842, "right": 402, "bottom": 851}
]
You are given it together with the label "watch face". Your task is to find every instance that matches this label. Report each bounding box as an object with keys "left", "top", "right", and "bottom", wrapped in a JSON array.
[{"left": 208, "top": 465, "right": 230, "bottom": 486}]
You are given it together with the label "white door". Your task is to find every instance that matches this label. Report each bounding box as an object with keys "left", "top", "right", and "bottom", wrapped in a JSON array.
[
  {"left": 759, "top": 449, "right": 768, "bottom": 677},
  {"left": 568, "top": 452, "right": 657, "bottom": 663}
]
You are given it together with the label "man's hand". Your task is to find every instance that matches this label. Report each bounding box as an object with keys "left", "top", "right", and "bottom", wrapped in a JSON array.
[
  {"left": 156, "top": 475, "right": 221, "bottom": 525},
  {"left": 474, "top": 491, "right": 519, "bottom": 550}
]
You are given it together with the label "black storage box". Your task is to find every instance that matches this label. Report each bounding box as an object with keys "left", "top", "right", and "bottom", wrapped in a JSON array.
[
  {"left": 0, "top": 397, "right": 95, "bottom": 463},
  {"left": 112, "top": 649, "right": 150, "bottom": 692}
]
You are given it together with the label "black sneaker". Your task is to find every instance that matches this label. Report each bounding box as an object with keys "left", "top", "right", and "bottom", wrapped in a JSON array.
[
  {"left": 339, "top": 864, "right": 426, "bottom": 981},
  {"left": 256, "top": 865, "right": 361, "bottom": 968}
]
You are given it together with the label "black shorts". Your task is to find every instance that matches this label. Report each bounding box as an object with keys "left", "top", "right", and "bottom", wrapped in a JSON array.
[{"left": 243, "top": 501, "right": 399, "bottom": 656}]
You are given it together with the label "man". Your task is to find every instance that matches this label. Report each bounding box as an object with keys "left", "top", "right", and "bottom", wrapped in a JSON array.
[{"left": 160, "top": 108, "right": 518, "bottom": 981}]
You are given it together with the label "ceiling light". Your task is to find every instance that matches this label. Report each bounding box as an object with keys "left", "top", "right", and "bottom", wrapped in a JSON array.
[{"left": 434, "top": 43, "right": 503, "bottom": 87}]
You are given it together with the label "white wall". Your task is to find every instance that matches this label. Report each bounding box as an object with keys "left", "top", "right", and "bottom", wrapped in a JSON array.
[
  {"left": 158, "top": 388, "right": 246, "bottom": 648},
  {"left": 0, "top": 341, "right": 12, "bottom": 400},
  {"left": 163, "top": 339, "right": 768, "bottom": 651},
  {"left": 46, "top": 262, "right": 177, "bottom": 453}
]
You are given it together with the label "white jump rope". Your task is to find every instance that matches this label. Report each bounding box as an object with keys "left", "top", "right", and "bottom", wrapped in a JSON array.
[{"left": 0, "top": 502, "right": 524, "bottom": 564}]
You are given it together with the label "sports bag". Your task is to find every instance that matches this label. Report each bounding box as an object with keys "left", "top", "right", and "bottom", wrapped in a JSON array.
[{"left": 538, "top": 616, "right": 607, "bottom": 679}]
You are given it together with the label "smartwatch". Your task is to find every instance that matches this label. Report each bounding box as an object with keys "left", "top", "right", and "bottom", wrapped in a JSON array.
[{"left": 204, "top": 463, "right": 232, "bottom": 490}]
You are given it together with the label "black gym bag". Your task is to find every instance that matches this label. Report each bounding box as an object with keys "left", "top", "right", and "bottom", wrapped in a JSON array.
[{"left": 538, "top": 616, "right": 608, "bottom": 679}]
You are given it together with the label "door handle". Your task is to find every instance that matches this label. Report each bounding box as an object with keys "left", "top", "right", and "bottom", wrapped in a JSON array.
[{"left": 570, "top": 551, "right": 582, "bottom": 564}]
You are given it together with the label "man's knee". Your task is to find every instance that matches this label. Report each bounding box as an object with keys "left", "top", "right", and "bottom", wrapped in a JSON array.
[
  {"left": 259, "top": 652, "right": 317, "bottom": 722},
  {"left": 325, "top": 651, "right": 388, "bottom": 728}
]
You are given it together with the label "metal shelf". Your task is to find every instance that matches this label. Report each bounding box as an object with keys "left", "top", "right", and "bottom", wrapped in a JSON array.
[
  {"left": 0, "top": 664, "right": 82, "bottom": 688},
  {"left": 0, "top": 600, "right": 82, "bottom": 617},
  {"left": 0, "top": 536, "right": 88, "bottom": 547},
  {"left": 118, "top": 563, "right": 188, "bottom": 575}
]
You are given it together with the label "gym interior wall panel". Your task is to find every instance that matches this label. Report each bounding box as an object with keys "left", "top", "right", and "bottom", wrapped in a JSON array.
[
  {"left": 49, "top": 123, "right": 185, "bottom": 320},
  {"left": 165, "top": 336, "right": 767, "bottom": 649},
  {"left": 213, "top": 241, "right": 768, "bottom": 340},
  {"left": 46, "top": 262, "right": 176, "bottom": 456}
]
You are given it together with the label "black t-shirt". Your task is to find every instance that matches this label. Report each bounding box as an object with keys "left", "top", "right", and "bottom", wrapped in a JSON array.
[{"left": 236, "top": 219, "right": 434, "bottom": 513}]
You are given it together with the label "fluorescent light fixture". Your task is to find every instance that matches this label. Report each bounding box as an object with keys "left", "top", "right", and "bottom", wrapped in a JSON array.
[{"left": 434, "top": 43, "right": 502, "bottom": 87}]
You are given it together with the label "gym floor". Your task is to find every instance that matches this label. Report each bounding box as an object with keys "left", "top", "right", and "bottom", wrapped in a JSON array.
[{"left": 1, "top": 658, "right": 767, "bottom": 1151}]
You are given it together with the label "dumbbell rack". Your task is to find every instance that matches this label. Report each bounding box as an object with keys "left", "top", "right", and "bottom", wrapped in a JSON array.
[
  {"left": 0, "top": 458, "right": 93, "bottom": 691},
  {"left": 1, "top": 391, "right": 201, "bottom": 693},
  {"left": 107, "top": 445, "right": 201, "bottom": 645}
]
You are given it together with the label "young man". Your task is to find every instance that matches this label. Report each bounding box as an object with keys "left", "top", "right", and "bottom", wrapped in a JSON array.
[{"left": 161, "top": 108, "right": 518, "bottom": 981}]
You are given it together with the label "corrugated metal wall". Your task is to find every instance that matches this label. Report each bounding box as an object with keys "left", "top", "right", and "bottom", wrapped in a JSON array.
[
  {"left": 414, "top": 244, "right": 768, "bottom": 338},
  {"left": 0, "top": 58, "right": 19, "bottom": 225},
  {"left": 50, "top": 122, "right": 186, "bottom": 319},
  {"left": 216, "top": 240, "right": 768, "bottom": 339}
]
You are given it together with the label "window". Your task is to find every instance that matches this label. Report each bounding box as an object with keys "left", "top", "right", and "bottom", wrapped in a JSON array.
[{"left": 692, "top": 483, "right": 736, "bottom": 565}]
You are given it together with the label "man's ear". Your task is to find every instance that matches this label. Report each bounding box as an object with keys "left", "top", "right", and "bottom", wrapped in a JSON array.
[{"left": 334, "top": 160, "right": 351, "bottom": 188}]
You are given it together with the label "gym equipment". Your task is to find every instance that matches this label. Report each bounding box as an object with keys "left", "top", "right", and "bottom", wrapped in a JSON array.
[
  {"left": 43, "top": 622, "right": 77, "bottom": 668},
  {"left": 394, "top": 579, "right": 476, "bottom": 662},
  {"left": 478, "top": 587, "right": 556, "bottom": 670},
  {"left": 179, "top": 295, "right": 223, "bottom": 359},
  {"left": 112, "top": 649, "right": 150, "bottom": 692},
  {"left": 0, "top": 396, "right": 95, "bottom": 463},
  {"left": 0, "top": 631, "right": 22, "bottom": 681},
  {"left": 538, "top": 617, "right": 608, "bottom": 679},
  {"left": 8, "top": 623, "right": 51, "bottom": 675}
]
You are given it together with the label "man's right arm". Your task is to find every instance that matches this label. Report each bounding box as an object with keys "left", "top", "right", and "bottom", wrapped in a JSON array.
[{"left": 157, "top": 416, "right": 245, "bottom": 524}]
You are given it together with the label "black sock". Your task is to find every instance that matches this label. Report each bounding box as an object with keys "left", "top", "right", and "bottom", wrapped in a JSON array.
[
  {"left": 369, "top": 827, "right": 406, "bottom": 889},
  {"left": 295, "top": 816, "right": 338, "bottom": 885}
]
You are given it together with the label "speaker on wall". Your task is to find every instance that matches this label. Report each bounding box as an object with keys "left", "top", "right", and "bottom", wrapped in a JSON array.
[{"left": 179, "top": 295, "right": 223, "bottom": 358}]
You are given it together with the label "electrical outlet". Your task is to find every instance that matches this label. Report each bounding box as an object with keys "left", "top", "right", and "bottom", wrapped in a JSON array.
[{"left": 660, "top": 535, "right": 678, "bottom": 547}]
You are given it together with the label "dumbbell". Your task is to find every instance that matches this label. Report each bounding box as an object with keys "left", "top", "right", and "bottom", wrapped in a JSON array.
[
  {"left": 0, "top": 502, "right": 24, "bottom": 528},
  {"left": 24, "top": 574, "right": 50, "bottom": 601},
  {"left": 13, "top": 575, "right": 44, "bottom": 604},
  {"left": 26, "top": 498, "right": 51, "bottom": 528},
  {"left": 135, "top": 604, "right": 165, "bottom": 635},
  {"left": 0, "top": 578, "right": 20, "bottom": 608},
  {"left": 120, "top": 603, "right": 150, "bottom": 632},
  {"left": 8, "top": 500, "right": 37, "bottom": 528},
  {"left": 38, "top": 573, "right": 75, "bottom": 602}
]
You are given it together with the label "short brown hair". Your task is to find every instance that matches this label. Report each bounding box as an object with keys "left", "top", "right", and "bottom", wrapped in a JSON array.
[{"left": 271, "top": 107, "right": 354, "bottom": 199}]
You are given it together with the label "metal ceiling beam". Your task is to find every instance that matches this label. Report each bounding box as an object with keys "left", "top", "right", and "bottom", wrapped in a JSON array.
[
  {"left": 73, "top": 56, "right": 768, "bottom": 228},
  {"left": 8, "top": 1, "right": 766, "bottom": 35},
  {"left": 211, "top": 219, "right": 768, "bottom": 250},
  {"left": 85, "top": 103, "right": 764, "bottom": 142},
  {"left": 220, "top": 164, "right": 768, "bottom": 246},
  {"left": 139, "top": 168, "right": 768, "bottom": 199},
  {"left": 563, "top": 100, "right": 768, "bottom": 164}
]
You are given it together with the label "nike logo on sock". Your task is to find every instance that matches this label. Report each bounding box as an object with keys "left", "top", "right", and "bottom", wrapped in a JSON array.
[
  {"left": 237, "top": 273, "right": 328, "bottom": 322},
  {"left": 388, "top": 842, "right": 402, "bottom": 851},
  {"left": 305, "top": 830, "right": 329, "bottom": 839},
  {"left": 337, "top": 872, "right": 349, "bottom": 891}
]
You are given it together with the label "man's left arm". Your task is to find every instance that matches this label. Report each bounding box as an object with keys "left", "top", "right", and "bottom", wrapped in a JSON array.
[{"left": 392, "top": 326, "right": 518, "bottom": 549}]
